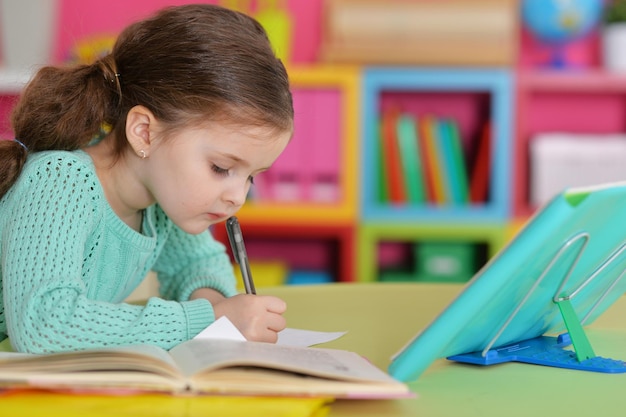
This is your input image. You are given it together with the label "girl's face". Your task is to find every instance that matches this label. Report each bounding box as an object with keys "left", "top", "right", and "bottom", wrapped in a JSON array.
[{"left": 143, "top": 122, "right": 290, "bottom": 234}]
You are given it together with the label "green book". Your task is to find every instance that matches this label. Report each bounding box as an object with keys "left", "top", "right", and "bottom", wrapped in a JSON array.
[
  {"left": 440, "top": 119, "right": 469, "bottom": 204},
  {"left": 376, "top": 117, "right": 389, "bottom": 203},
  {"left": 396, "top": 114, "right": 426, "bottom": 204}
]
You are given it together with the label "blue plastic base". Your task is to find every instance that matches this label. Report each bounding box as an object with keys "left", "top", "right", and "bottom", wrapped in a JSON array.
[{"left": 447, "top": 333, "right": 626, "bottom": 373}]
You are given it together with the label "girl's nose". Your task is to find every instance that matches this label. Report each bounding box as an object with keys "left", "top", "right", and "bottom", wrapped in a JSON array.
[{"left": 223, "top": 180, "right": 249, "bottom": 208}]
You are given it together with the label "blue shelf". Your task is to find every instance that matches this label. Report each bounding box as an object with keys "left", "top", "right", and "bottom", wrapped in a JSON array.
[{"left": 360, "top": 67, "right": 514, "bottom": 223}]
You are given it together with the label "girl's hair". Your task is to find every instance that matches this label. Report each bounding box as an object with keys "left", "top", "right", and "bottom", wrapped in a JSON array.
[{"left": 0, "top": 4, "right": 293, "bottom": 198}]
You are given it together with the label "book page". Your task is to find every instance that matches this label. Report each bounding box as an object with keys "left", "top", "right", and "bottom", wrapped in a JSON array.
[
  {"left": 0, "top": 344, "right": 180, "bottom": 378},
  {"left": 169, "top": 339, "right": 398, "bottom": 383}
]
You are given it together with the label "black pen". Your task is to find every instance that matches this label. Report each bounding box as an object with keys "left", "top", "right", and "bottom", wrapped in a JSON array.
[{"left": 226, "top": 216, "right": 256, "bottom": 295}]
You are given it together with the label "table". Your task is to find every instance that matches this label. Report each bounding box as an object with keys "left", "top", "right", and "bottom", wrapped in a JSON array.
[
  {"left": 3, "top": 283, "right": 626, "bottom": 416},
  {"left": 267, "top": 283, "right": 626, "bottom": 417}
]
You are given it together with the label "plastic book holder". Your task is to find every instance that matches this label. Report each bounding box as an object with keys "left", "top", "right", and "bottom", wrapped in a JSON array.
[{"left": 448, "top": 232, "right": 626, "bottom": 373}]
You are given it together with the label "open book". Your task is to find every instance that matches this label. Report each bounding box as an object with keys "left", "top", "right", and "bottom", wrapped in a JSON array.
[{"left": 0, "top": 338, "right": 410, "bottom": 398}]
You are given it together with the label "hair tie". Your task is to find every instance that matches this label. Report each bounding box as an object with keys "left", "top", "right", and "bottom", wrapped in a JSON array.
[{"left": 14, "top": 138, "right": 28, "bottom": 152}]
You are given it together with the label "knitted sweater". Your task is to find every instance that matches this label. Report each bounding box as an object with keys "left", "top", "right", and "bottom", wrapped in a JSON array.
[{"left": 0, "top": 150, "right": 238, "bottom": 353}]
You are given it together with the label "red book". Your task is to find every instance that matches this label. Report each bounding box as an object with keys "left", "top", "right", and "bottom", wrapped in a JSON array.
[
  {"left": 382, "top": 108, "right": 406, "bottom": 204},
  {"left": 469, "top": 121, "right": 491, "bottom": 203}
]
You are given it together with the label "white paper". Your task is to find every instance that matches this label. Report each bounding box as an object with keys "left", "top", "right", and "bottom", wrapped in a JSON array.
[
  {"left": 193, "top": 316, "right": 346, "bottom": 347},
  {"left": 277, "top": 328, "right": 347, "bottom": 347},
  {"left": 193, "top": 316, "right": 246, "bottom": 341}
]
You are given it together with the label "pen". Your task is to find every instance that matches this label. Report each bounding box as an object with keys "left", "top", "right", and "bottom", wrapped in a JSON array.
[{"left": 226, "top": 216, "right": 256, "bottom": 295}]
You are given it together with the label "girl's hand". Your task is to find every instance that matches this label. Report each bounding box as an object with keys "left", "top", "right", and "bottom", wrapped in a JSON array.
[{"left": 211, "top": 294, "right": 287, "bottom": 343}]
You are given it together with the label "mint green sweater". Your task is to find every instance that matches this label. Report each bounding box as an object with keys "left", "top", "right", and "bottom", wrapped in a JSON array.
[{"left": 0, "top": 150, "right": 238, "bottom": 353}]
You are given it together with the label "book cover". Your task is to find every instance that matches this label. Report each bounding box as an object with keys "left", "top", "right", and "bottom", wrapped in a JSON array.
[
  {"left": 376, "top": 117, "right": 389, "bottom": 203},
  {"left": 382, "top": 108, "right": 407, "bottom": 204},
  {"left": 416, "top": 115, "right": 436, "bottom": 203},
  {"left": 421, "top": 115, "right": 447, "bottom": 205},
  {"left": 440, "top": 119, "right": 470, "bottom": 205},
  {"left": 396, "top": 114, "right": 426, "bottom": 204},
  {"left": 469, "top": 120, "right": 491, "bottom": 203}
]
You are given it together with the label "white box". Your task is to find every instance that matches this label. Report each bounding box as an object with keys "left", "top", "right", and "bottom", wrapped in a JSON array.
[{"left": 530, "top": 133, "right": 626, "bottom": 207}]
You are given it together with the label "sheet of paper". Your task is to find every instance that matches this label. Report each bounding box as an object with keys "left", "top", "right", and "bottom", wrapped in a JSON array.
[
  {"left": 277, "top": 328, "right": 347, "bottom": 347},
  {"left": 193, "top": 316, "right": 247, "bottom": 341},
  {"left": 193, "top": 317, "right": 346, "bottom": 347}
]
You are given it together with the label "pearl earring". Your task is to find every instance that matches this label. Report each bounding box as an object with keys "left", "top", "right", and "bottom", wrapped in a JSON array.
[{"left": 139, "top": 150, "right": 147, "bottom": 159}]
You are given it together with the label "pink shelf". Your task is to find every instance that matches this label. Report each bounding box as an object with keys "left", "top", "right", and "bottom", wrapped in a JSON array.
[
  {"left": 514, "top": 69, "right": 626, "bottom": 217},
  {"left": 518, "top": 70, "right": 626, "bottom": 92}
]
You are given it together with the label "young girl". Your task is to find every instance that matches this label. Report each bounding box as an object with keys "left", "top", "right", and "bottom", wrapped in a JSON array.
[{"left": 0, "top": 4, "right": 293, "bottom": 353}]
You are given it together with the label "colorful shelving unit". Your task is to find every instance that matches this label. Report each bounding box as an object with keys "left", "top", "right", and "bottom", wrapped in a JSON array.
[
  {"left": 236, "top": 65, "right": 360, "bottom": 226},
  {"left": 213, "top": 221, "right": 356, "bottom": 284},
  {"left": 6, "top": 1, "right": 620, "bottom": 286},
  {"left": 514, "top": 70, "right": 626, "bottom": 218},
  {"left": 217, "top": 65, "right": 361, "bottom": 283},
  {"left": 357, "top": 223, "right": 507, "bottom": 284},
  {"left": 356, "top": 68, "right": 513, "bottom": 283},
  {"left": 361, "top": 67, "right": 514, "bottom": 223}
]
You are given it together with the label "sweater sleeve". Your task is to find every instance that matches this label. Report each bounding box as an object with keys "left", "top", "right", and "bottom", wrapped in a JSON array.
[
  {"left": 152, "top": 215, "right": 239, "bottom": 303},
  {"left": 2, "top": 153, "right": 213, "bottom": 353}
]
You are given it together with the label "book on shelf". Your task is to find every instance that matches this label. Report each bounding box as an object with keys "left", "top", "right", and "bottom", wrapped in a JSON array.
[
  {"left": 439, "top": 118, "right": 470, "bottom": 205},
  {"left": 376, "top": 119, "right": 390, "bottom": 203},
  {"left": 469, "top": 120, "right": 491, "bottom": 204},
  {"left": 421, "top": 115, "right": 447, "bottom": 205},
  {"left": 381, "top": 108, "right": 407, "bottom": 204},
  {"left": 0, "top": 338, "right": 410, "bottom": 398},
  {"left": 416, "top": 114, "right": 436, "bottom": 203},
  {"left": 396, "top": 113, "right": 426, "bottom": 204}
]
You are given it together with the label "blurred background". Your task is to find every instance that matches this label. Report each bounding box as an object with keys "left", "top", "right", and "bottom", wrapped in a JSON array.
[{"left": 0, "top": 0, "right": 622, "bottom": 292}]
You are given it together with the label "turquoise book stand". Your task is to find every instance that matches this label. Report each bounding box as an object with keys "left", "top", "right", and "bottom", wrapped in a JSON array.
[{"left": 389, "top": 182, "right": 626, "bottom": 382}]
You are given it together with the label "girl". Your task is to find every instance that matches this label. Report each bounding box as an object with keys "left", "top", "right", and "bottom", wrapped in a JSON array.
[{"left": 0, "top": 4, "right": 293, "bottom": 353}]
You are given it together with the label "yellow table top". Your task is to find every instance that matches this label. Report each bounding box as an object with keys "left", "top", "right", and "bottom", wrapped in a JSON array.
[
  {"left": 266, "top": 283, "right": 626, "bottom": 417},
  {"left": 3, "top": 283, "right": 626, "bottom": 417}
]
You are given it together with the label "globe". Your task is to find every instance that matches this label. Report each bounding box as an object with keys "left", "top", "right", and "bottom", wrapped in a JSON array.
[{"left": 521, "top": 0, "right": 603, "bottom": 67}]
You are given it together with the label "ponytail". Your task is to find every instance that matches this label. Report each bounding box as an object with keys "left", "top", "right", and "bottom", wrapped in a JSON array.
[
  {"left": 0, "top": 56, "right": 121, "bottom": 199},
  {"left": 0, "top": 140, "right": 27, "bottom": 198},
  {"left": 1, "top": 4, "right": 293, "bottom": 201}
]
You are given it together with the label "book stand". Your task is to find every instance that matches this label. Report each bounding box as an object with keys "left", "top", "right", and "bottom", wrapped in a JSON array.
[{"left": 448, "top": 232, "right": 626, "bottom": 373}]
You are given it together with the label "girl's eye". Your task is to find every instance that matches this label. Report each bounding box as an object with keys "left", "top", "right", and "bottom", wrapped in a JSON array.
[
  {"left": 248, "top": 175, "right": 255, "bottom": 185},
  {"left": 211, "top": 164, "right": 229, "bottom": 176}
]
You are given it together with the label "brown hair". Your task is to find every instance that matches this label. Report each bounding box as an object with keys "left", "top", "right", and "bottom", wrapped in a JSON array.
[{"left": 0, "top": 4, "right": 293, "bottom": 198}]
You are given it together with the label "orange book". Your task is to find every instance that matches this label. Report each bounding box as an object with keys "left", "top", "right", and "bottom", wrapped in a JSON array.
[
  {"left": 469, "top": 121, "right": 491, "bottom": 203},
  {"left": 420, "top": 115, "right": 446, "bottom": 205},
  {"left": 382, "top": 108, "right": 406, "bottom": 204},
  {"left": 416, "top": 116, "right": 436, "bottom": 203}
]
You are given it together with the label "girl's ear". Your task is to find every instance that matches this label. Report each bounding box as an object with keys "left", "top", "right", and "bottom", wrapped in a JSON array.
[{"left": 125, "top": 105, "right": 158, "bottom": 159}]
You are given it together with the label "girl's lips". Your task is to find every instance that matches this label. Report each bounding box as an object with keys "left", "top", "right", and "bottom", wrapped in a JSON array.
[{"left": 207, "top": 213, "right": 228, "bottom": 221}]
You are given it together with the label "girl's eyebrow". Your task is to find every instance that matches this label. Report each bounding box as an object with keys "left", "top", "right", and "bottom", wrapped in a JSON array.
[
  {"left": 219, "top": 152, "right": 244, "bottom": 163},
  {"left": 219, "top": 152, "right": 270, "bottom": 172}
]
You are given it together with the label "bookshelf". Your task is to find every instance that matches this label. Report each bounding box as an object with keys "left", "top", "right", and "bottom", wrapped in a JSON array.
[
  {"left": 514, "top": 69, "right": 626, "bottom": 218},
  {"left": 361, "top": 67, "right": 514, "bottom": 222},
  {"left": 6, "top": 1, "right": 626, "bottom": 286},
  {"left": 357, "top": 223, "right": 506, "bottom": 284},
  {"left": 235, "top": 65, "right": 360, "bottom": 227},
  {"left": 212, "top": 65, "right": 361, "bottom": 285},
  {"left": 357, "top": 67, "right": 514, "bottom": 284}
]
